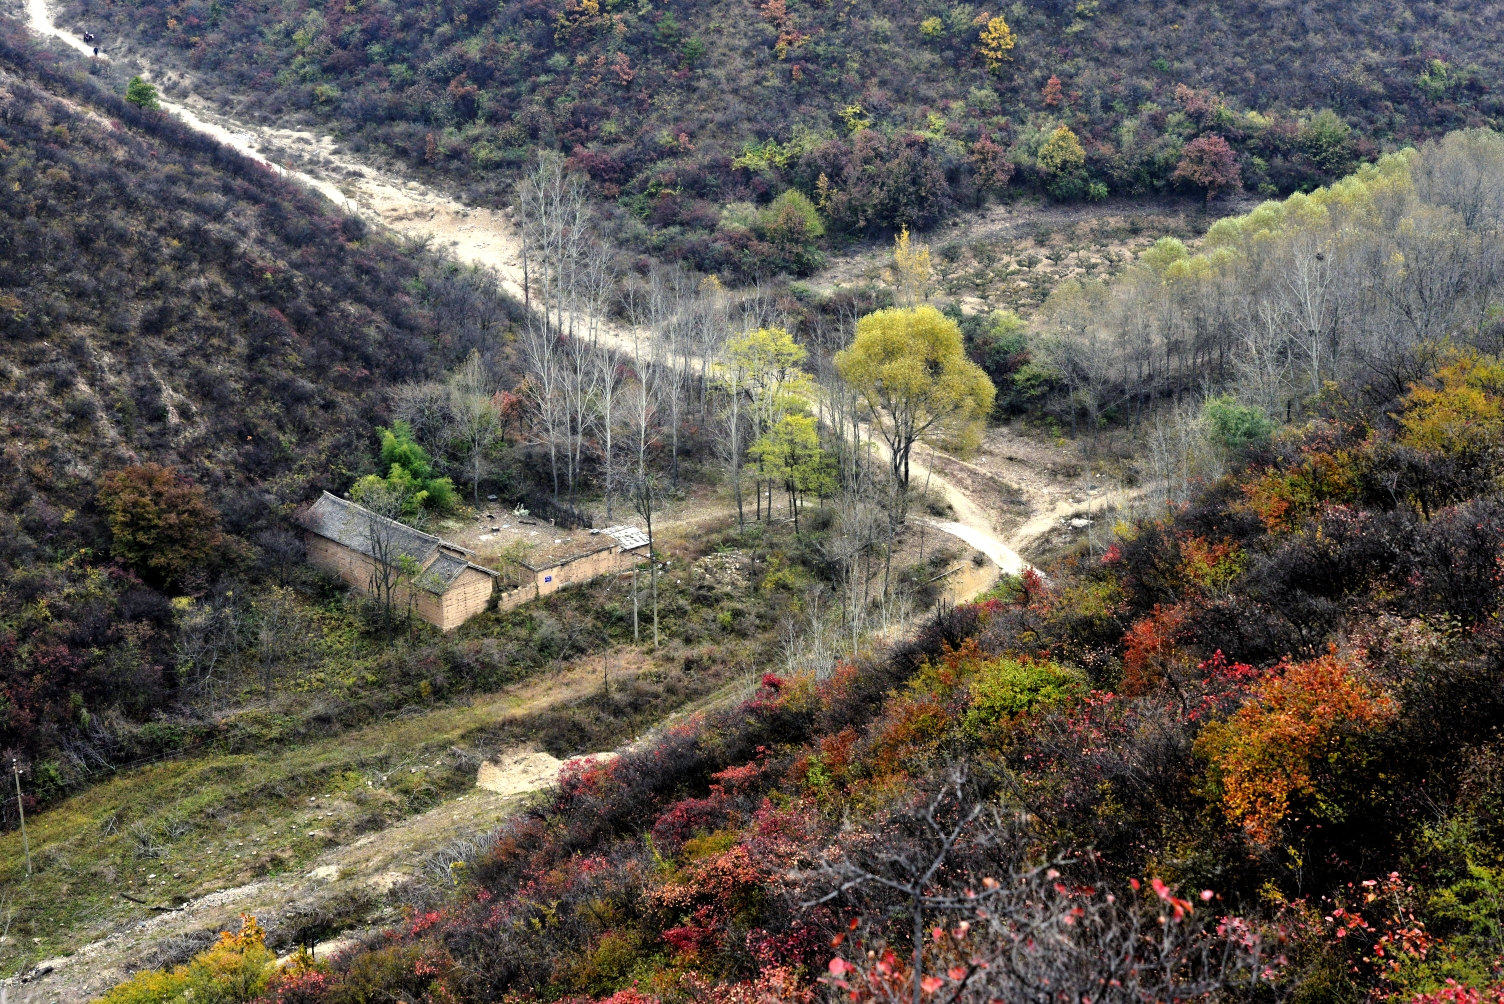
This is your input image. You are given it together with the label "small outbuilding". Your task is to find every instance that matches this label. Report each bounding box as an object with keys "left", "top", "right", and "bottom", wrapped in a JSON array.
[
  {"left": 494, "top": 524, "right": 651, "bottom": 612},
  {"left": 301, "top": 492, "right": 500, "bottom": 631}
]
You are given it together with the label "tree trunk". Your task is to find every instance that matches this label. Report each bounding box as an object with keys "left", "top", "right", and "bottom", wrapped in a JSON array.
[{"left": 647, "top": 506, "right": 659, "bottom": 648}]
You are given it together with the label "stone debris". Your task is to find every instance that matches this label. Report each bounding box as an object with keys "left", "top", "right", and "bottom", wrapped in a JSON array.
[{"left": 693, "top": 551, "right": 749, "bottom": 590}]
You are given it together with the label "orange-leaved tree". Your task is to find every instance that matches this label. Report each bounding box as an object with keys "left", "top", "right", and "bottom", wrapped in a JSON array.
[
  {"left": 1194, "top": 650, "right": 1396, "bottom": 846},
  {"left": 1240, "top": 450, "right": 1365, "bottom": 532},
  {"left": 1120, "top": 602, "right": 1190, "bottom": 697},
  {"left": 1041, "top": 74, "right": 1063, "bottom": 107},
  {"left": 97, "top": 463, "right": 223, "bottom": 586},
  {"left": 1172, "top": 135, "right": 1242, "bottom": 202}
]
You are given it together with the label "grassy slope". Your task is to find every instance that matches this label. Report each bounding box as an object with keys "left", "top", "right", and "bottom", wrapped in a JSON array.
[
  {"left": 0, "top": 600, "right": 741, "bottom": 977},
  {"left": 0, "top": 21, "right": 538, "bottom": 785},
  {"left": 0, "top": 497, "right": 889, "bottom": 977}
]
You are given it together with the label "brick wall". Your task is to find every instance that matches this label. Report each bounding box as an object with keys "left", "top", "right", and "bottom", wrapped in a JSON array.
[
  {"left": 306, "top": 534, "right": 381, "bottom": 592},
  {"left": 305, "top": 532, "right": 494, "bottom": 631},
  {"left": 534, "top": 545, "right": 612, "bottom": 597},
  {"left": 481, "top": 544, "right": 649, "bottom": 615},
  {"left": 436, "top": 567, "right": 495, "bottom": 630}
]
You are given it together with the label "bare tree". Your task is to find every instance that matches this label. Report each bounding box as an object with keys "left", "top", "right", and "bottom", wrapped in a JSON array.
[
  {"left": 1412, "top": 128, "right": 1504, "bottom": 231},
  {"left": 253, "top": 585, "right": 303, "bottom": 699},
  {"left": 715, "top": 356, "right": 749, "bottom": 532},
  {"left": 621, "top": 337, "right": 662, "bottom": 647},
  {"left": 1040, "top": 280, "right": 1117, "bottom": 453},
  {"left": 353, "top": 480, "right": 416, "bottom": 640},
  {"left": 516, "top": 153, "right": 589, "bottom": 502},
  {"left": 392, "top": 382, "right": 456, "bottom": 465},
  {"left": 522, "top": 318, "right": 565, "bottom": 503},
  {"left": 449, "top": 350, "right": 503, "bottom": 505},
  {"left": 594, "top": 347, "right": 625, "bottom": 520},
  {"left": 647, "top": 265, "right": 695, "bottom": 485},
  {"left": 801, "top": 769, "right": 1282, "bottom": 1004},
  {"left": 175, "top": 587, "right": 246, "bottom": 712},
  {"left": 1233, "top": 294, "right": 1294, "bottom": 417},
  {"left": 1021, "top": 135, "right": 1504, "bottom": 444}
]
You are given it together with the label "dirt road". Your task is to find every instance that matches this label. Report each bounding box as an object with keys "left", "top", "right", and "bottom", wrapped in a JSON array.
[
  {"left": 0, "top": 653, "right": 656, "bottom": 1003},
  {"left": 23, "top": 0, "right": 1143, "bottom": 592}
]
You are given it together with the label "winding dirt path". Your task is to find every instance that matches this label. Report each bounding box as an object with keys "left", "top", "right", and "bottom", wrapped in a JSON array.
[{"left": 21, "top": 0, "right": 1060, "bottom": 592}]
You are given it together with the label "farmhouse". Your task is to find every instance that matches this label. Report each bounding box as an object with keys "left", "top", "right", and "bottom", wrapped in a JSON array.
[
  {"left": 493, "top": 524, "right": 652, "bottom": 612},
  {"left": 300, "top": 492, "right": 500, "bottom": 630}
]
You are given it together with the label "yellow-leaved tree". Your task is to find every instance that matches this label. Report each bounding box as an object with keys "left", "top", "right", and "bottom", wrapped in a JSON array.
[
  {"left": 834, "top": 305, "right": 995, "bottom": 488},
  {"left": 1399, "top": 350, "right": 1504, "bottom": 460},
  {"left": 725, "top": 326, "right": 813, "bottom": 526},
  {"left": 887, "top": 225, "right": 933, "bottom": 307},
  {"left": 977, "top": 15, "right": 1015, "bottom": 72},
  {"left": 748, "top": 413, "right": 836, "bottom": 534},
  {"left": 1037, "top": 124, "right": 1086, "bottom": 177}
]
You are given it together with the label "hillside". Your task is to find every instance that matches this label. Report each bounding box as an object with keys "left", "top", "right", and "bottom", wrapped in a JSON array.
[
  {"left": 51, "top": 0, "right": 1504, "bottom": 277},
  {"left": 8, "top": 0, "right": 1504, "bottom": 996},
  {"left": 68, "top": 125, "right": 1504, "bottom": 1004},
  {"left": 107, "top": 341, "right": 1504, "bottom": 1004},
  {"left": 0, "top": 20, "right": 523, "bottom": 786},
  {"left": 0, "top": 30, "right": 874, "bottom": 981}
]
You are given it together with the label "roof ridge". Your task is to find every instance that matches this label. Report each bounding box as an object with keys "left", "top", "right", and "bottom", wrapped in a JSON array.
[{"left": 317, "top": 490, "right": 442, "bottom": 545}]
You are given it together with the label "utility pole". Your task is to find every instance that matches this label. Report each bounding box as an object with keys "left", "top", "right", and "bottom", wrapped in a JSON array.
[{"left": 12, "top": 759, "right": 30, "bottom": 878}]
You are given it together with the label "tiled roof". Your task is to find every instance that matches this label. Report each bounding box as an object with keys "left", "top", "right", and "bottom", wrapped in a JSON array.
[
  {"left": 302, "top": 492, "right": 500, "bottom": 592},
  {"left": 302, "top": 492, "right": 440, "bottom": 566},
  {"left": 416, "top": 551, "right": 470, "bottom": 594},
  {"left": 598, "top": 525, "right": 651, "bottom": 550}
]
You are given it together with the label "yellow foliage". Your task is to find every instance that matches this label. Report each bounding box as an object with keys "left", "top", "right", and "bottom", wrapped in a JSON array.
[
  {"left": 1399, "top": 350, "right": 1504, "bottom": 458},
  {"left": 977, "top": 15, "right": 1015, "bottom": 70},
  {"left": 1139, "top": 236, "right": 1189, "bottom": 275},
  {"left": 888, "top": 225, "right": 933, "bottom": 307},
  {"left": 101, "top": 915, "right": 279, "bottom": 1004},
  {"left": 834, "top": 306, "right": 995, "bottom": 482},
  {"left": 1037, "top": 124, "right": 1085, "bottom": 176},
  {"left": 724, "top": 325, "right": 814, "bottom": 506},
  {"left": 1203, "top": 149, "right": 1415, "bottom": 251},
  {"left": 725, "top": 326, "right": 811, "bottom": 416},
  {"left": 839, "top": 103, "right": 871, "bottom": 133},
  {"left": 1179, "top": 536, "right": 1247, "bottom": 590}
]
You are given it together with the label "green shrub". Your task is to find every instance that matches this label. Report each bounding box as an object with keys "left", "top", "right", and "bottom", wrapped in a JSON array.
[
  {"left": 764, "top": 188, "right": 825, "bottom": 238},
  {"left": 124, "top": 76, "right": 160, "bottom": 109},
  {"left": 350, "top": 421, "right": 458, "bottom": 515},
  {"left": 963, "top": 657, "right": 1085, "bottom": 734},
  {"left": 1202, "top": 395, "right": 1275, "bottom": 451}
]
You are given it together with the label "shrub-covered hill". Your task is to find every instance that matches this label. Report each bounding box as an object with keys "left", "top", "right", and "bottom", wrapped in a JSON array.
[
  {"left": 128, "top": 340, "right": 1504, "bottom": 1003},
  {"left": 0, "top": 27, "right": 518, "bottom": 774},
  {"left": 59, "top": 0, "right": 1504, "bottom": 277}
]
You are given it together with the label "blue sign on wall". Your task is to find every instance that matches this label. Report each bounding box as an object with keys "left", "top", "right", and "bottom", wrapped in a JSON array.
[{"left": 544, "top": 576, "right": 553, "bottom": 582}]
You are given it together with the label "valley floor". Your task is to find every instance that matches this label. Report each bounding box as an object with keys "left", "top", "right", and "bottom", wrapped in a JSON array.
[
  {"left": 3, "top": 9, "right": 1158, "bottom": 998},
  {"left": 1, "top": 647, "right": 742, "bottom": 1003}
]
